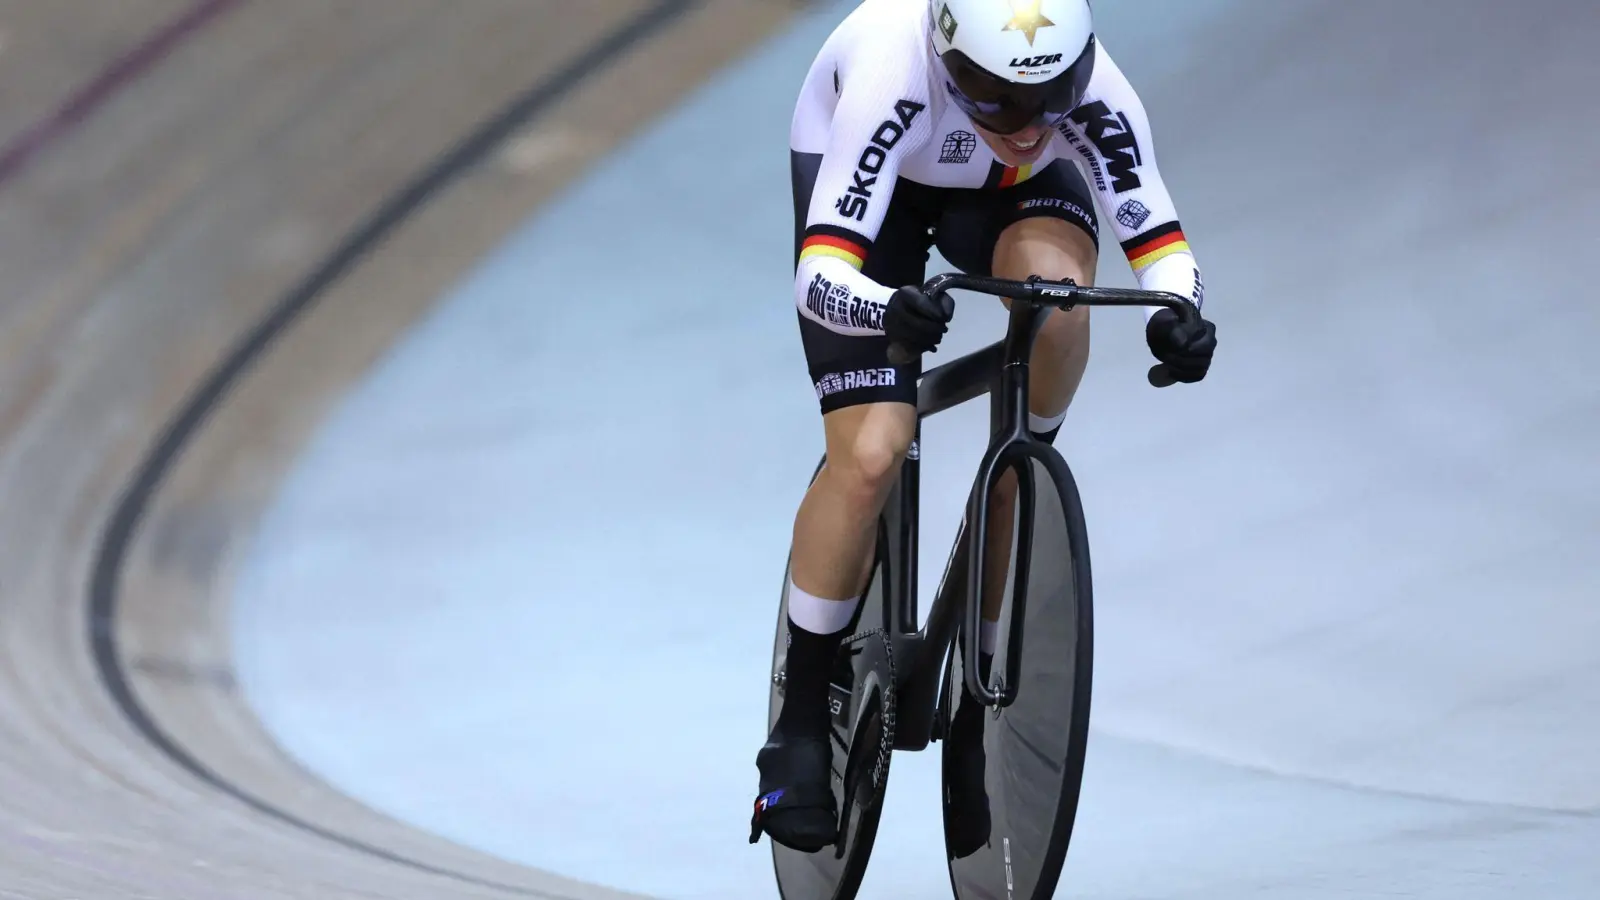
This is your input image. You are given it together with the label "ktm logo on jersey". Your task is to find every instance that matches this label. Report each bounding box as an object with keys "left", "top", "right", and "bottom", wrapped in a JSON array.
[
  {"left": 1067, "top": 101, "right": 1144, "bottom": 193},
  {"left": 835, "top": 99, "right": 926, "bottom": 222}
]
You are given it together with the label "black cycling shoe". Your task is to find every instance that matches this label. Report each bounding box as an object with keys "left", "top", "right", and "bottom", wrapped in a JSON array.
[
  {"left": 944, "top": 667, "right": 993, "bottom": 858},
  {"left": 749, "top": 724, "right": 839, "bottom": 853}
]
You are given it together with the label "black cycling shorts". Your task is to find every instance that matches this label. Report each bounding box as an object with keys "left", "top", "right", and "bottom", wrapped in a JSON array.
[{"left": 791, "top": 153, "right": 1100, "bottom": 414}]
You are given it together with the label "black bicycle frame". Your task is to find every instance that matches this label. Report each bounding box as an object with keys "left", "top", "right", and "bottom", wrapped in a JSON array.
[{"left": 875, "top": 274, "right": 1198, "bottom": 750}]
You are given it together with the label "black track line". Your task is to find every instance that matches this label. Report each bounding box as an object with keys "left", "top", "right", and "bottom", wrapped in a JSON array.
[{"left": 88, "top": 2, "right": 695, "bottom": 896}]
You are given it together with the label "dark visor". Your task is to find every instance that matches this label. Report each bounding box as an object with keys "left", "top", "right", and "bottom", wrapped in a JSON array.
[{"left": 941, "top": 36, "right": 1095, "bottom": 135}]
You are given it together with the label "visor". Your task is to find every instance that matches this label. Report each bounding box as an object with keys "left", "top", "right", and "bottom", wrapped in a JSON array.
[{"left": 941, "top": 36, "right": 1096, "bottom": 135}]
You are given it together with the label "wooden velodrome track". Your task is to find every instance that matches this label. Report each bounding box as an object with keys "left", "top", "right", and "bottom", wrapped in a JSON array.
[{"left": 0, "top": 1, "right": 809, "bottom": 896}]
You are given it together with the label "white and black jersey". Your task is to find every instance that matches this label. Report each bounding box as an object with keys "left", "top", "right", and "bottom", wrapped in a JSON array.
[{"left": 790, "top": 0, "right": 1202, "bottom": 345}]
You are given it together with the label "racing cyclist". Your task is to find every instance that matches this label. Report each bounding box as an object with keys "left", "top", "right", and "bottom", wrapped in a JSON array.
[{"left": 750, "top": 0, "right": 1218, "bottom": 854}]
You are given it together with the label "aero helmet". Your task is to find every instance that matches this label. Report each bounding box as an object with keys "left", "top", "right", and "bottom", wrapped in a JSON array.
[{"left": 929, "top": 0, "right": 1097, "bottom": 135}]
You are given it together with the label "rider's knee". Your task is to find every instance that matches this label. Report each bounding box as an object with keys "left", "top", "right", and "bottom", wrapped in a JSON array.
[
  {"left": 994, "top": 216, "right": 1099, "bottom": 283},
  {"left": 1034, "top": 304, "right": 1090, "bottom": 358},
  {"left": 828, "top": 412, "right": 913, "bottom": 503}
]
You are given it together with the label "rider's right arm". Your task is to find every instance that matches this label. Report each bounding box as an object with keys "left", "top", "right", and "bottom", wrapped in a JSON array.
[{"left": 791, "top": 59, "right": 934, "bottom": 337}]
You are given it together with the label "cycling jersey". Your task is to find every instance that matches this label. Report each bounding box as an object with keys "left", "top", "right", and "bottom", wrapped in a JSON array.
[{"left": 790, "top": 0, "right": 1203, "bottom": 337}]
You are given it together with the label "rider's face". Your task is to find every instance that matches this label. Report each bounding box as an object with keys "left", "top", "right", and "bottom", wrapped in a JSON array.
[{"left": 977, "top": 121, "right": 1054, "bottom": 167}]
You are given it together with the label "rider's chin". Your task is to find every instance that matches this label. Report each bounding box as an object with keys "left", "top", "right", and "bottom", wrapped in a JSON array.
[{"left": 984, "top": 128, "right": 1049, "bottom": 165}]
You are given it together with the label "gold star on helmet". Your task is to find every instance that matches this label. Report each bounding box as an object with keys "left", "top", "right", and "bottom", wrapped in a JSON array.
[{"left": 1002, "top": 0, "right": 1056, "bottom": 46}]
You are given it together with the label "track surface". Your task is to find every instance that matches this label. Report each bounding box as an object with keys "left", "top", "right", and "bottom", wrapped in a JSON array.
[
  {"left": 229, "top": 0, "right": 1600, "bottom": 897},
  {"left": 0, "top": 1, "right": 801, "bottom": 896},
  {"left": 4, "top": 0, "right": 1597, "bottom": 899}
]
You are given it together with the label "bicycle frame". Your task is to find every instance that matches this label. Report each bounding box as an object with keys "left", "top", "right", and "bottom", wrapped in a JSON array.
[{"left": 872, "top": 274, "right": 1199, "bottom": 751}]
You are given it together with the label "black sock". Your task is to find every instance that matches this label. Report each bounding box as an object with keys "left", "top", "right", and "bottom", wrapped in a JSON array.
[
  {"left": 957, "top": 627, "right": 996, "bottom": 679},
  {"left": 777, "top": 617, "right": 846, "bottom": 737},
  {"left": 962, "top": 649, "right": 995, "bottom": 696}
]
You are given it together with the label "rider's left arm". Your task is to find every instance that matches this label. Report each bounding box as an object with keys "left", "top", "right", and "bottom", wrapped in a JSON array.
[{"left": 1057, "top": 47, "right": 1205, "bottom": 320}]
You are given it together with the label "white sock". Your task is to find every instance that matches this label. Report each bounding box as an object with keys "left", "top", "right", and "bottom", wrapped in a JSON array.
[
  {"left": 788, "top": 581, "right": 860, "bottom": 635},
  {"left": 1028, "top": 408, "right": 1067, "bottom": 435},
  {"left": 979, "top": 619, "right": 998, "bottom": 655}
]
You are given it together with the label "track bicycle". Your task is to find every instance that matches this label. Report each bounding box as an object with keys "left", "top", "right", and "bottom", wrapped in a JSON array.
[{"left": 759, "top": 272, "right": 1202, "bottom": 899}]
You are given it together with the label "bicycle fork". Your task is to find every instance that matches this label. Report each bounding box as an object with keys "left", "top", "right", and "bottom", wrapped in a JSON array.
[{"left": 962, "top": 300, "right": 1051, "bottom": 708}]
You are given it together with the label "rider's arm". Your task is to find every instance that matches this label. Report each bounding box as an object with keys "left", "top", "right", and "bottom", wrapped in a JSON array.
[
  {"left": 1059, "top": 48, "right": 1205, "bottom": 321},
  {"left": 791, "top": 58, "right": 935, "bottom": 337}
]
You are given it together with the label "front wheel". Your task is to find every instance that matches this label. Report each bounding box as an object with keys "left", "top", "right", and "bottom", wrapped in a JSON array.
[{"left": 941, "top": 447, "right": 1095, "bottom": 900}]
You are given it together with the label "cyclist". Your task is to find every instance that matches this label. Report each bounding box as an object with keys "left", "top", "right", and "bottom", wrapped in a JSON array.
[{"left": 751, "top": 0, "right": 1217, "bottom": 853}]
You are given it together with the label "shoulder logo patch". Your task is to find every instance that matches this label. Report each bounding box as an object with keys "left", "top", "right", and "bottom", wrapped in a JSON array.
[
  {"left": 1115, "top": 199, "right": 1151, "bottom": 229},
  {"left": 939, "top": 130, "right": 976, "bottom": 164}
]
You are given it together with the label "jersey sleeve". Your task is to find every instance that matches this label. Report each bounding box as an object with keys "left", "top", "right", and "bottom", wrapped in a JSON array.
[
  {"left": 1059, "top": 47, "right": 1205, "bottom": 322},
  {"left": 791, "top": 52, "right": 935, "bottom": 337}
]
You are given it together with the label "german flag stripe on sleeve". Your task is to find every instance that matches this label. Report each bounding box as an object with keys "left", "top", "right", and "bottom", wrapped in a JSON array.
[
  {"left": 1121, "top": 221, "right": 1190, "bottom": 271},
  {"left": 800, "top": 225, "right": 870, "bottom": 271}
]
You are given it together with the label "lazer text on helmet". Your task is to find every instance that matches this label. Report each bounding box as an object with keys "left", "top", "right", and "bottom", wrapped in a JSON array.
[{"left": 1011, "top": 53, "right": 1063, "bottom": 69}]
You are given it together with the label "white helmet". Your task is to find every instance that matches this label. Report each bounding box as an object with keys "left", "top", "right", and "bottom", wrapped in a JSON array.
[{"left": 928, "top": 0, "right": 1097, "bottom": 134}]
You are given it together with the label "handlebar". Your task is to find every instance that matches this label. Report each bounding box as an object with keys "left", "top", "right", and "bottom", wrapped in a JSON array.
[{"left": 885, "top": 273, "right": 1203, "bottom": 388}]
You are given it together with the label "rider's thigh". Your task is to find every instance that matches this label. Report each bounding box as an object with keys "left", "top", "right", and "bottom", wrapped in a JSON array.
[
  {"left": 939, "top": 159, "right": 1101, "bottom": 348},
  {"left": 995, "top": 217, "right": 1096, "bottom": 398},
  {"left": 934, "top": 158, "right": 1100, "bottom": 283},
  {"left": 796, "top": 306, "right": 920, "bottom": 504},
  {"left": 821, "top": 401, "right": 917, "bottom": 498},
  {"left": 993, "top": 216, "right": 1098, "bottom": 292},
  {"left": 937, "top": 159, "right": 1101, "bottom": 428},
  {"left": 994, "top": 217, "right": 1098, "bottom": 339}
]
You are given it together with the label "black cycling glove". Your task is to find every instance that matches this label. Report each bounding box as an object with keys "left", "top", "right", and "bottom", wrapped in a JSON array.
[
  {"left": 1145, "top": 307, "right": 1217, "bottom": 383},
  {"left": 883, "top": 286, "right": 955, "bottom": 355}
]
